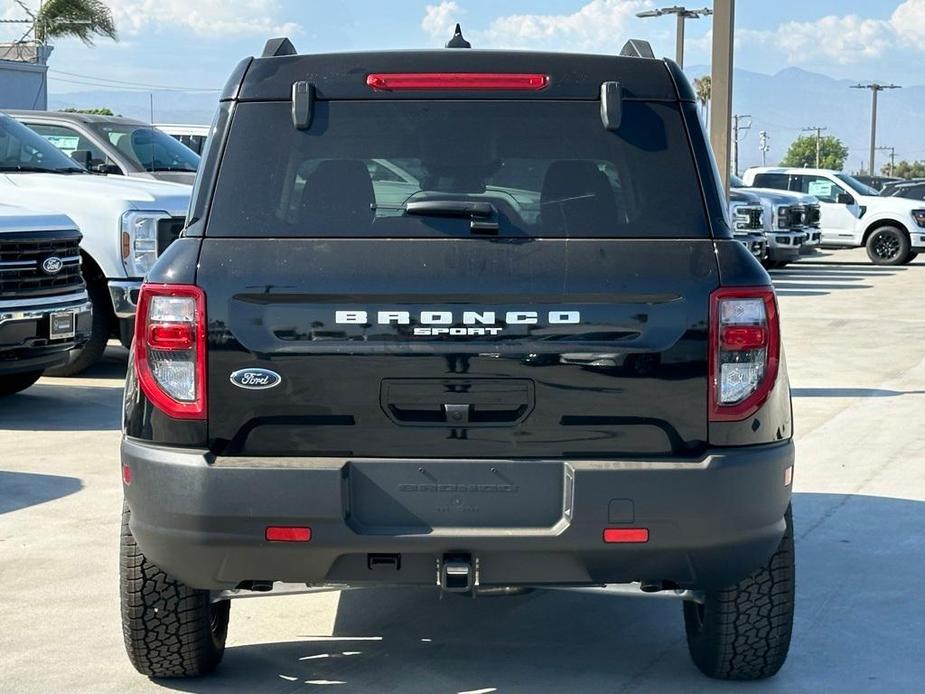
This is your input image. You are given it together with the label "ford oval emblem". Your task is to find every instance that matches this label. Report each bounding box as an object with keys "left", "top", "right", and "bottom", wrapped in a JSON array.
[
  {"left": 230, "top": 368, "right": 282, "bottom": 390},
  {"left": 42, "top": 256, "right": 64, "bottom": 275}
]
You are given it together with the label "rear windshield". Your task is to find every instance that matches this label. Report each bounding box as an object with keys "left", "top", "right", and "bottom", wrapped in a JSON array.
[{"left": 208, "top": 100, "right": 708, "bottom": 238}]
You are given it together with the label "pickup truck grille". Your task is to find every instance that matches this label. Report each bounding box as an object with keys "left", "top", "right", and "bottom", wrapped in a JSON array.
[
  {"left": 734, "top": 205, "right": 764, "bottom": 231},
  {"left": 805, "top": 204, "right": 821, "bottom": 227},
  {"left": 0, "top": 234, "right": 84, "bottom": 300},
  {"left": 157, "top": 217, "right": 186, "bottom": 255}
]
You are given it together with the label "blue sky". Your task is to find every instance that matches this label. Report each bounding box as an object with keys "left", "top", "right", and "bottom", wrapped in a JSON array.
[{"left": 2, "top": 0, "right": 924, "bottom": 93}]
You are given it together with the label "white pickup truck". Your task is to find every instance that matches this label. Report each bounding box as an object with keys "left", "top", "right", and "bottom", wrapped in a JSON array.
[
  {"left": 0, "top": 204, "right": 92, "bottom": 395},
  {"left": 743, "top": 167, "right": 925, "bottom": 265},
  {"left": 0, "top": 112, "right": 190, "bottom": 374}
]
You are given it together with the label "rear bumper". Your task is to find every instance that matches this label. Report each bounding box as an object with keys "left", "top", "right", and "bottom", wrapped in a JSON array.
[{"left": 122, "top": 439, "right": 794, "bottom": 591}]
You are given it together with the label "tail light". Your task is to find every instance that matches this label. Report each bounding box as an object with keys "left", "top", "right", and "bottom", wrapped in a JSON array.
[
  {"left": 709, "top": 287, "right": 780, "bottom": 422},
  {"left": 134, "top": 284, "right": 206, "bottom": 419}
]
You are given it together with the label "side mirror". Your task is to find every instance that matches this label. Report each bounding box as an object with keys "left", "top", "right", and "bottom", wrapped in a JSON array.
[
  {"left": 69, "top": 149, "right": 93, "bottom": 168},
  {"left": 836, "top": 192, "right": 855, "bottom": 205},
  {"left": 93, "top": 162, "right": 123, "bottom": 175}
]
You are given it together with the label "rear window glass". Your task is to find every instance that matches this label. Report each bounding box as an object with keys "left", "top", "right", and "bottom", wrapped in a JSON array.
[{"left": 207, "top": 100, "right": 708, "bottom": 238}]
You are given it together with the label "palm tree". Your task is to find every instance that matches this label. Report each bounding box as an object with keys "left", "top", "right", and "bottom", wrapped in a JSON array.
[
  {"left": 21, "top": 0, "right": 117, "bottom": 46},
  {"left": 693, "top": 75, "right": 711, "bottom": 127}
]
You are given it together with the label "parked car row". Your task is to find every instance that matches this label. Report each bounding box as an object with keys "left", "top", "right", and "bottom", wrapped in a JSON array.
[
  {"left": 0, "top": 111, "right": 194, "bottom": 394},
  {"left": 743, "top": 167, "right": 925, "bottom": 265},
  {"left": 727, "top": 179, "right": 821, "bottom": 269}
]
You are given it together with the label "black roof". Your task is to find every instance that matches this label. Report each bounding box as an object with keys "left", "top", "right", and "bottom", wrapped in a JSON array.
[{"left": 223, "top": 49, "right": 691, "bottom": 103}]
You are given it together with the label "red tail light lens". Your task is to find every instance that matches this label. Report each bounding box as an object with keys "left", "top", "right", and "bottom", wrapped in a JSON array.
[
  {"left": 134, "top": 284, "right": 206, "bottom": 420},
  {"left": 603, "top": 528, "right": 649, "bottom": 544},
  {"left": 709, "top": 287, "right": 780, "bottom": 422},
  {"left": 366, "top": 72, "right": 549, "bottom": 91}
]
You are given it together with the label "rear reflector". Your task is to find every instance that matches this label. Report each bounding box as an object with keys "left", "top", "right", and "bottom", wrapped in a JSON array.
[
  {"left": 265, "top": 526, "right": 312, "bottom": 542},
  {"left": 121, "top": 464, "right": 132, "bottom": 486},
  {"left": 366, "top": 72, "right": 549, "bottom": 91},
  {"left": 603, "top": 528, "right": 649, "bottom": 544}
]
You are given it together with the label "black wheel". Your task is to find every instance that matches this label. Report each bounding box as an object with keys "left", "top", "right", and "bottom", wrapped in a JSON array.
[
  {"left": 900, "top": 251, "right": 919, "bottom": 265},
  {"left": 866, "top": 227, "right": 911, "bottom": 265},
  {"left": 762, "top": 260, "right": 788, "bottom": 270},
  {"left": 0, "top": 370, "right": 43, "bottom": 396},
  {"left": 683, "top": 505, "right": 795, "bottom": 680},
  {"left": 120, "top": 501, "right": 229, "bottom": 678},
  {"left": 45, "top": 277, "right": 112, "bottom": 376}
]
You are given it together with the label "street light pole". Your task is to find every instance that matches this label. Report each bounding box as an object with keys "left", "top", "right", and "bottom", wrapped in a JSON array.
[
  {"left": 709, "top": 0, "right": 735, "bottom": 194},
  {"left": 851, "top": 83, "right": 900, "bottom": 175},
  {"left": 636, "top": 5, "right": 713, "bottom": 68}
]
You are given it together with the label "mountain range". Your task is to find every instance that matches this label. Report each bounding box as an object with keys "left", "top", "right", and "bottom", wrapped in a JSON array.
[{"left": 48, "top": 65, "right": 925, "bottom": 174}]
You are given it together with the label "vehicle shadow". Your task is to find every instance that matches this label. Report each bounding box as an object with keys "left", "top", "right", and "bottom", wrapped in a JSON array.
[
  {"left": 0, "top": 382, "right": 122, "bottom": 431},
  {"left": 772, "top": 262, "right": 905, "bottom": 297},
  {"left": 0, "top": 346, "right": 126, "bottom": 431},
  {"left": 157, "top": 492, "right": 925, "bottom": 694},
  {"left": 0, "top": 470, "right": 82, "bottom": 514},
  {"left": 792, "top": 387, "right": 925, "bottom": 398}
]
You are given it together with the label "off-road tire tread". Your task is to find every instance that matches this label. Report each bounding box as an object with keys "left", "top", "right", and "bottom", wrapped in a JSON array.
[
  {"left": 120, "top": 502, "right": 229, "bottom": 678},
  {"left": 684, "top": 506, "right": 795, "bottom": 680}
]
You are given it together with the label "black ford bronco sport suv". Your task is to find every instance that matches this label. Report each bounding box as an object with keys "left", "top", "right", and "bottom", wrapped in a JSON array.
[{"left": 120, "top": 33, "right": 795, "bottom": 682}]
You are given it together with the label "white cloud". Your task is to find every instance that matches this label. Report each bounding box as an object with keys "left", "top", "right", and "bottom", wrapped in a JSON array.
[
  {"left": 72, "top": 0, "right": 297, "bottom": 37},
  {"left": 481, "top": 0, "right": 652, "bottom": 51},
  {"left": 422, "top": 1, "right": 464, "bottom": 41},
  {"left": 773, "top": 15, "right": 892, "bottom": 64},
  {"left": 891, "top": 0, "right": 925, "bottom": 44}
]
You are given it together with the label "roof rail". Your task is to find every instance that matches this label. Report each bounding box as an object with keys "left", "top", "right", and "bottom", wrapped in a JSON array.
[
  {"left": 620, "top": 39, "right": 655, "bottom": 59},
  {"left": 262, "top": 37, "right": 297, "bottom": 58}
]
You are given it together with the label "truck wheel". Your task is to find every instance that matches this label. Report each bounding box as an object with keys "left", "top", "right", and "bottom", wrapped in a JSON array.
[
  {"left": 866, "top": 227, "right": 910, "bottom": 265},
  {"left": 683, "top": 505, "right": 794, "bottom": 680},
  {"left": 0, "top": 370, "right": 43, "bottom": 396},
  {"left": 45, "top": 278, "right": 112, "bottom": 376},
  {"left": 762, "top": 260, "right": 788, "bottom": 270},
  {"left": 120, "top": 502, "right": 230, "bottom": 678},
  {"left": 900, "top": 251, "right": 918, "bottom": 265}
]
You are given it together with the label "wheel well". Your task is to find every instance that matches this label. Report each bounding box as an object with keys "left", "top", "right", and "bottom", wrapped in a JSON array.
[
  {"left": 80, "top": 251, "right": 116, "bottom": 329},
  {"left": 863, "top": 220, "right": 909, "bottom": 245}
]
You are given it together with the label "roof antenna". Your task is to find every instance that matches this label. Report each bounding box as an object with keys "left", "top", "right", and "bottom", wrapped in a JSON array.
[{"left": 446, "top": 23, "right": 471, "bottom": 48}]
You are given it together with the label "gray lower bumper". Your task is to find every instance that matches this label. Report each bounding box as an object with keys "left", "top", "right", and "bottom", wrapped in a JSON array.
[
  {"left": 122, "top": 439, "right": 795, "bottom": 592},
  {"left": 108, "top": 280, "right": 142, "bottom": 318}
]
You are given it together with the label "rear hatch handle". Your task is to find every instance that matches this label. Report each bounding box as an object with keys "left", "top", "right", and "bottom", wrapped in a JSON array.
[{"left": 403, "top": 200, "right": 500, "bottom": 235}]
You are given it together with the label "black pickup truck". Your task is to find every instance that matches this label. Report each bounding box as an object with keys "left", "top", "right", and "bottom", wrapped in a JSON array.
[{"left": 120, "top": 34, "right": 796, "bottom": 682}]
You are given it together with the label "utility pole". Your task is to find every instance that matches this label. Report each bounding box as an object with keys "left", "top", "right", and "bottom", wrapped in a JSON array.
[
  {"left": 851, "top": 82, "right": 901, "bottom": 175},
  {"left": 876, "top": 146, "right": 896, "bottom": 176},
  {"left": 636, "top": 5, "right": 713, "bottom": 68},
  {"left": 802, "top": 126, "right": 827, "bottom": 168},
  {"left": 731, "top": 114, "right": 751, "bottom": 176},
  {"left": 709, "top": 0, "right": 735, "bottom": 194}
]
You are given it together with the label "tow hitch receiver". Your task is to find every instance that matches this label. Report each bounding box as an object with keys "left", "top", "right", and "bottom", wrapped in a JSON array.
[{"left": 440, "top": 553, "right": 474, "bottom": 593}]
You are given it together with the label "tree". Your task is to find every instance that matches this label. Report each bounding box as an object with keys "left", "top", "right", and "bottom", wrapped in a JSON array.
[
  {"left": 693, "top": 75, "right": 711, "bottom": 125},
  {"left": 27, "top": 0, "right": 117, "bottom": 46},
  {"left": 60, "top": 107, "right": 114, "bottom": 116},
  {"left": 780, "top": 135, "right": 849, "bottom": 170},
  {"left": 884, "top": 160, "right": 925, "bottom": 179}
]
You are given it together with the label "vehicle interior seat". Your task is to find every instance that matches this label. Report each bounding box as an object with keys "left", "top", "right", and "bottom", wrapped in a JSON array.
[
  {"left": 539, "top": 160, "right": 620, "bottom": 234},
  {"left": 298, "top": 159, "right": 375, "bottom": 233}
]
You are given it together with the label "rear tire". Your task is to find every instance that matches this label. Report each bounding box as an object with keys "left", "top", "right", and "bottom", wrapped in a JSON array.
[
  {"left": 120, "top": 501, "right": 229, "bottom": 678},
  {"left": 865, "top": 227, "right": 910, "bottom": 265},
  {"left": 683, "top": 505, "right": 794, "bottom": 680},
  {"left": 0, "top": 370, "right": 43, "bottom": 396},
  {"left": 763, "top": 260, "right": 789, "bottom": 270},
  {"left": 46, "top": 278, "right": 112, "bottom": 376}
]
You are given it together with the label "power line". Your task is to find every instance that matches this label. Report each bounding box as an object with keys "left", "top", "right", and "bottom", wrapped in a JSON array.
[
  {"left": 47, "top": 75, "right": 219, "bottom": 93},
  {"left": 47, "top": 69, "right": 220, "bottom": 92},
  {"left": 802, "top": 126, "right": 827, "bottom": 168}
]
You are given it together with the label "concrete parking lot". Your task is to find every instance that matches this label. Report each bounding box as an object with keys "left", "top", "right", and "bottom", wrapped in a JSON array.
[{"left": 2, "top": 247, "right": 924, "bottom": 693}]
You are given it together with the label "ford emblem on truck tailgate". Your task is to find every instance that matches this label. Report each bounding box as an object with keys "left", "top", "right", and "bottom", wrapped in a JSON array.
[{"left": 230, "top": 368, "right": 281, "bottom": 390}]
